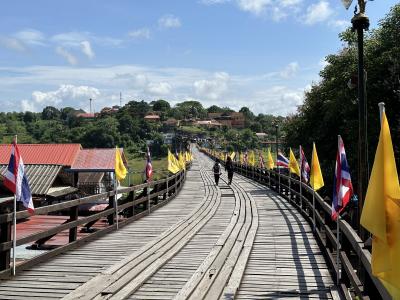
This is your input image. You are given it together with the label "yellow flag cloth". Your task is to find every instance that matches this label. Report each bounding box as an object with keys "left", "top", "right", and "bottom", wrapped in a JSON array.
[
  {"left": 310, "top": 142, "right": 324, "bottom": 191},
  {"left": 289, "top": 148, "right": 301, "bottom": 176},
  {"left": 248, "top": 151, "right": 256, "bottom": 166},
  {"left": 239, "top": 153, "right": 244, "bottom": 164},
  {"left": 267, "top": 148, "right": 275, "bottom": 170},
  {"left": 185, "top": 151, "right": 190, "bottom": 162},
  {"left": 230, "top": 152, "right": 235, "bottom": 160},
  {"left": 360, "top": 112, "right": 400, "bottom": 298},
  {"left": 115, "top": 147, "right": 127, "bottom": 181},
  {"left": 178, "top": 152, "right": 186, "bottom": 170},
  {"left": 168, "top": 150, "right": 180, "bottom": 174}
]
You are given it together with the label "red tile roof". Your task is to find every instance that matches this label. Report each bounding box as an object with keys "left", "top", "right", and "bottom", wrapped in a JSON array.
[
  {"left": 0, "top": 144, "right": 82, "bottom": 166},
  {"left": 70, "top": 148, "right": 127, "bottom": 171}
]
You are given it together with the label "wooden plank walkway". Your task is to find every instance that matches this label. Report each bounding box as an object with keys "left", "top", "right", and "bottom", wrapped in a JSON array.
[
  {"left": 0, "top": 162, "right": 205, "bottom": 300},
  {"left": 0, "top": 149, "right": 335, "bottom": 300}
]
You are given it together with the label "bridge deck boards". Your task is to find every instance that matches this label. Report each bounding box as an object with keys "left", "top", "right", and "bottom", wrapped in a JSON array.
[
  {"left": 0, "top": 151, "right": 335, "bottom": 300},
  {"left": 235, "top": 180, "right": 334, "bottom": 299},
  {"left": 130, "top": 157, "right": 235, "bottom": 299},
  {"left": 0, "top": 163, "right": 205, "bottom": 300}
]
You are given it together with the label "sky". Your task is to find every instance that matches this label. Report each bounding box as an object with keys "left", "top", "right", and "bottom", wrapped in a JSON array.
[{"left": 0, "top": 0, "right": 397, "bottom": 116}]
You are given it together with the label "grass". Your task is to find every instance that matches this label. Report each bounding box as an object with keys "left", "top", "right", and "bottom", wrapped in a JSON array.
[
  {"left": 179, "top": 126, "right": 206, "bottom": 134},
  {"left": 122, "top": 156, "right": 168, "bottom": 186}
]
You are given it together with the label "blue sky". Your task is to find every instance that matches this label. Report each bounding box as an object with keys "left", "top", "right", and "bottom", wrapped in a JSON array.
[{"left": 0, "top": 0, "right": 397, "bottom": 115}]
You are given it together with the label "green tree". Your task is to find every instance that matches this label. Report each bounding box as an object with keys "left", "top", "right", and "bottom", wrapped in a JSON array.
[{"left": 284, "top": 4, "right": 400, "bottom": 191}]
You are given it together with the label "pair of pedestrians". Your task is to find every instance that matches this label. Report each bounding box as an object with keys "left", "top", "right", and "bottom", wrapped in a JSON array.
[{"left": 212, "top": 156, "right": 234, "bottom": 186}]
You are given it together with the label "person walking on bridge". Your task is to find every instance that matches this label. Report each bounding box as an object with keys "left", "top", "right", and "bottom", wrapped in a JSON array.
[
  {"left": 213, "top": 159, "right": 222, "bottom": 186},
  {"left": 225, "top": 155, "right": 234, "bottom": 185}
]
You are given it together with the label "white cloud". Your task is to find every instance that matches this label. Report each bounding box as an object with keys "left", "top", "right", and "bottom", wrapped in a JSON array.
[
  {"left": 129, "top": 28, "right": 151, "bottom": 40},
  {"left": 194, "top": 72, "right": 230, "bottom": 100},
  {"left": 14, "top": 29, "right": 45, "bottom": 46},
  {"left": 146, "top": 82, "right": 172, "bottom": 95},
  {"left": 80, "top": 41, "right": 95, "bottom": 59},
  {"left": 237, "top": 0, "right": 271, "bottom": 16},
  {"left": 252, "top": 86, "right": 304, "bottom": 115},
  {"left": 55, "top": 46, "right": 78, "bottom": 65},
  {"left": 0, "top": 37, "right": 27, "bottom": 52},
  {"left": 329, "top": 19, "right": 349, "bottom": 30},
  {"left": 52, "top": 32, "right": 87, "bottom": 47},
  {"left": 21, "top": 99, "right": 36, "bottom": 112},
  {"left": 303, "top": 1, "right": 333, "bottom": 25},
  {"left": 23, "top": 84, "right": 101, "bottom": 112},
  {"left": 280, "top": 0, "right": 302, "bottom": 7},
  {"left": 158, "top": 14, "right": 181, "bottom": 28},
  {"left": 200, "top": 0, "right": 231, "bottom": 4},
  {"left": 132, "top": 74, "right": 149, "bottom": 88},
  {"left": 319, "top": 57, "right": 329, "bottom": 68},
  {"left": 280, "top": 62, "right": 299, "bottom": 79},
  {"left": 52, "top": 31, "right": 123, "bottom": 48},
  {"left": 1, "top": 64, "right": 315, "bottom": 116}
]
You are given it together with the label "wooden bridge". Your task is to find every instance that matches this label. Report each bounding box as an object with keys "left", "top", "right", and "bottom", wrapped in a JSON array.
[{"left": 0, "top": 148, "right": 390, "bottom": 299}]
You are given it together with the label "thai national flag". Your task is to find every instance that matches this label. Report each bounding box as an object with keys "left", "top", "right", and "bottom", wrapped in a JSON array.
[
  {"left": 3, "top": 141, "right": 34, "bottom": 213},
  {"left": 300, "top": 146, "right": 310, "bottom": 183},
  {"left": 277, "top": 151, "right": 289, "bottom": 168},
  {"left": 145, "top": 146, "right": 153, "bottom": 181},
  {"left": 332, "top": 136, "right": 353, "bottom": 220}
]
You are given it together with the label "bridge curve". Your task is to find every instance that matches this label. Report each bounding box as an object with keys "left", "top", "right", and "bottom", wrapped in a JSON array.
[{"left": 0, "top": 149, "right": 336, "bottom": 299}]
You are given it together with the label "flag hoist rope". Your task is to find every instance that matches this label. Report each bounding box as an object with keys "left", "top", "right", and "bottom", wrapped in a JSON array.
[{"left": 12, "top": 135, "right": 17, "bottom": 276}]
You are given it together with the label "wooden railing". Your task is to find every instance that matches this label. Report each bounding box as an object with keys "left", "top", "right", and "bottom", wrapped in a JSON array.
[
  {"left": 0, "top": 165, "right": 189, "bottom": 277},
  {"left": 202, "top": 150, "right": 390, "bottom": 300}
]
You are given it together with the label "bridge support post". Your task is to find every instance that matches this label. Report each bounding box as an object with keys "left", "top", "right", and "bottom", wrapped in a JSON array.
[
  {"left": 0, "top": 207, "right": 11, "bottom": 271},
  {"left": 108, "top": 194, "right": 114, "bottom": 225},
  {"left": 68, "top": 206, "right": 78, "bottom": 243}
]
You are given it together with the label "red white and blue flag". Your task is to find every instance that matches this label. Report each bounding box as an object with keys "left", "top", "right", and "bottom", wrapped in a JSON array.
[
  {"left": 332, "top": 136, "right": 353, "bottom": 220},
  {"left": 277, "top": 151, "right": 289, "bottom": 168},
  {"left": 145, "top": 146, "right": 153, "bottom": 181},
  {"left": 300, "top": 146, "right": 310, "bottom": 183},
  {"left": 3, "top": 141, "right": 34, "bottom": 213}
]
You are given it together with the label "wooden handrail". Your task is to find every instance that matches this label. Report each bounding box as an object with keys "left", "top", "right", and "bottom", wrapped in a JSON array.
[
  {"left": 0, "top": 163, "right": 190, "bottom": 276},
  {"left": 201, "top": 149, "right": 389, "bottom": 300}
]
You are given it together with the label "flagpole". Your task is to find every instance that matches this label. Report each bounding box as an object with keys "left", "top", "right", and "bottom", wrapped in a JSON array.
[
  {"left": 13, "top": 135, "right": 17, "bottom": 276},
  {"left": 114, "top": 173, "right": 119, "bottom": 230},
  {"left": 299, "top": 146, "right": 303, "bottom": 210},
  {"left": 312, "top": 190, "right": 316, "bottom": 232},
  {"left": 336, "top": 216, "right": 340, "bottom": 285},
  {"left": 378, "top": 102, "right": 385, "bottom": 124}
]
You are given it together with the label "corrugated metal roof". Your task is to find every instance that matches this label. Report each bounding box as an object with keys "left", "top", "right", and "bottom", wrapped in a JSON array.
[
  {"left": 0, "top": 164, "right": 62, "bottom": 195},
  {"left": 0, "top": 144, "right": 82, "bottom": 166},
  {"left": 47, "top": 186, "right": 78, "bottom": 198},
  {"left": 70, "top": 148, "right": 127, "bottom": 171}
]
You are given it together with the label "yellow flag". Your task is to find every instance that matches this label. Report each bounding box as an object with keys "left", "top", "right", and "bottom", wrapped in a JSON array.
[
  {"left": 360, "top": 112, "right": 400, "bottom": 298},
  {"left": 168, "top": 150, "right": 180, "bottom": 174},
  {"left": 115, "top": 147, "right": 127, "bottom": 181},
  {"left": 230, "top": 152, "right": 235, "bottom": 160},
  {"left": 267, "top": 148, "right": 275, "bottom": 170},
  {"left": 178, "top": 152, "right": 186, "bottom": 170},
  {"left": 289, "top": 148, "right": 300, "bottom": 177},
  {"left": 248, "top": 150, "right": 256, "bottom": 166},
  {"left": 239, "top": 153, "right": 244, "bottom": 164},
  {"left": 310, "top": 143, "right": 324, "bottom": 190}
]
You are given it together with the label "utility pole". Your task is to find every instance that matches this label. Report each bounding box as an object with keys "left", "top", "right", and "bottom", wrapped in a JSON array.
[
  {"left": 89, "top": 98, "right": 93, "bottom": 114},
  {"left": 120, "top": 92, "right": 122, "bottom": 107}
]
